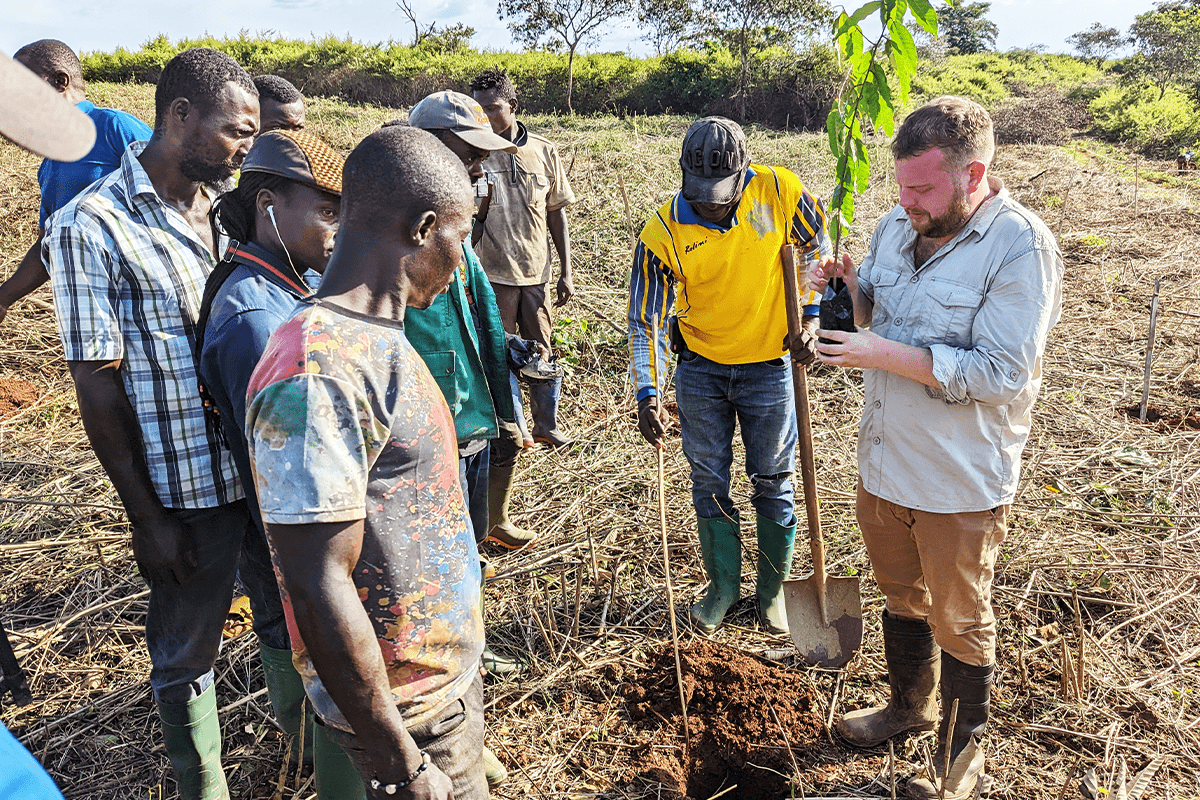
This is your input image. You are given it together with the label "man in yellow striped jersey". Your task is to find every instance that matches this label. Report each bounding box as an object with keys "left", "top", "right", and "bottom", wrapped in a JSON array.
[{"left": 627, "top": 116, "right": 829, "bottom": 636}]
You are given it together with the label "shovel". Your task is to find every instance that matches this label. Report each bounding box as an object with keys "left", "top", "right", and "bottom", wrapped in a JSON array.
[{"left": 779, "top": 244, "right": 863, "bottom": 669}]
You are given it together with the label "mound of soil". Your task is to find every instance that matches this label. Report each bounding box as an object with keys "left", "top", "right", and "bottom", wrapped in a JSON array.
[
  {"left": 1122, "top": 403, "right": 1200, "bottom": 431},
  {"left": 0, "top": 377, "right": 40, "bottom": 420},
  {"left": 623, "top": 640, "right": 822, "bottom": 799}
]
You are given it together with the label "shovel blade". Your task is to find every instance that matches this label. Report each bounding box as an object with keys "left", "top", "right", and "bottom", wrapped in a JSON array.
[{"left": 784, "top": 575, "right": 863, "bottom": 668}]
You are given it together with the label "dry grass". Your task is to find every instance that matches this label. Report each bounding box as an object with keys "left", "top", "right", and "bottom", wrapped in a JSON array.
[{"left": 1, "top": 84, "right": 1199, "bottom": 798}]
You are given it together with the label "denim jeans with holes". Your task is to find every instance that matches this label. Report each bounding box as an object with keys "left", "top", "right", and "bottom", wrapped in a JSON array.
[{"left": 674, "top": 354, "right": 798, "bottom": 527}]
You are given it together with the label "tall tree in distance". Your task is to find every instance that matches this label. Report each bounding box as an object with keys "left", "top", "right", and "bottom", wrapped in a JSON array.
[
  {"left": 1127, "top": 0, "right": 1200, "bottom": 99},
  {"left": 938, "top": 0, "right": 998, "bottom": 54},
  {"left": 705, "top": 0, "right": 831, "bottom": 120},
  {"left": 640, "top": 0, "right": 698, "bottom": 54},
  {"left": 1066, "top": 22, "right": 1124, "bottom": 64},
  {"left": 499, "top": 0, "right": 635, "bottom": 111}
]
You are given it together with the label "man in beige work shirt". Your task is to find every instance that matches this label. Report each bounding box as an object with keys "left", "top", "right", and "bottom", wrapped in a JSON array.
[
  {"left": 810, "top": 96, "right": 1062, "bottom": 799},
  {"left": 471, "top": 67, "right": 575, "bottom": 455}
]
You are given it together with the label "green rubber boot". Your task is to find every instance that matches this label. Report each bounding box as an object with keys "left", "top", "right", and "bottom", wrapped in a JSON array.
[
  {"left": 485, "top": 464, "right": 539, "bottom": 550},
  {"left": 259, "top": 644, "right": 314, "bottom": 764},
  {"left": 313, "top": 720, "right": 367, "bottom": 800},
  {"left": 755, "top": 514, "right": 797, "bottom": 635},
  {"left": 688, "top": 515, "right": 742, "bottom": 635},
  {"left": 156, "top": 685, "right": 229, "bottom": 800},
  {"left": 483, "top": 745, "right": 508, "bottom": 788}
]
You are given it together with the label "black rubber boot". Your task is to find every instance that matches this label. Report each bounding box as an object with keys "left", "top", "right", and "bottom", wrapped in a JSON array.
[
  {"left": 907, "top": 653, "right": 993, "bottom": 799},
  {"left": 835, "top": 611, "right": 940, "bottom": 748}
]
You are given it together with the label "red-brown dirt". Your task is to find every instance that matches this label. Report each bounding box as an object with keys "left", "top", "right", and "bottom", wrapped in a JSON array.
[
  {"left": 622, "top": 640, "right": 823, "bottom": 799},
  {"left": 0, "top": 377, "right": 41, "bottom": 419}
]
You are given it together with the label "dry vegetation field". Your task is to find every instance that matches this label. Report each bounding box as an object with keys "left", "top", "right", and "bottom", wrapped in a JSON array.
[{"left": 1, "top": 83, "right": 1199, "bottom": 799}]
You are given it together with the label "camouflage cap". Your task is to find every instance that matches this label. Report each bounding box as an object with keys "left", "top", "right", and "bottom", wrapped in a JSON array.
[{"left": 241, "top": 129, "right": 343, "bottom": 196}]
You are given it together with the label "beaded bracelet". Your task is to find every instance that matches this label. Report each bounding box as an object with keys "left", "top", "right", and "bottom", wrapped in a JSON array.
[{"left": 370, "top": 750, "right": 431, "bottom": 794}]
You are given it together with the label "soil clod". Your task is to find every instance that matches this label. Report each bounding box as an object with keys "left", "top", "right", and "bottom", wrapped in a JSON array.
[{"left": 624, "top": 640, "right": 823, "bottom": 799}]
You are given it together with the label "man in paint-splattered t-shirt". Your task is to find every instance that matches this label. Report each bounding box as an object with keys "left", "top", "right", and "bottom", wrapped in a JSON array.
[
  {"left": 246, "top": 125, "right": 486, "bottom": 798},
  {"left": 246, "top": 300, "right": 482, "bottom": 728}
]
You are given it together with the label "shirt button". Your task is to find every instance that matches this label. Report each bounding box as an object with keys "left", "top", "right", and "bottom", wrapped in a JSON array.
[
  {"left": 874, "top": 400, "right": 881, "bottom": 408},
  {"left": 1009, "top": 370, "right": 1019, "bottom": 380},
  {"left": 872, "top": 437, "right": 881, "bottom": 445},
  {"left": 894, "top": 317, "right": 904, "bottom": 325},
  {"left": 910, "top": 275, "right": 919, "bottom": 283}
]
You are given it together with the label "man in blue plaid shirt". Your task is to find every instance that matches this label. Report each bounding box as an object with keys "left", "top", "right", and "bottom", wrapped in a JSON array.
[{"left": 43, "top": 49, "right": 259, "bottom": 800}]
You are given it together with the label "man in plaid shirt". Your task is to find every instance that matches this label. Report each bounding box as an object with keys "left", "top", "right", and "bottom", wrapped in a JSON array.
[{"left": 43, "top": 49, "right": 259, "bottom": 800}]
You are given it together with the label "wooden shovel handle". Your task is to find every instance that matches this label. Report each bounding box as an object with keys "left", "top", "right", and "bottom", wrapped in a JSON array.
[{"left": 781, "top": 245, "right": 828, "bottom": 620}]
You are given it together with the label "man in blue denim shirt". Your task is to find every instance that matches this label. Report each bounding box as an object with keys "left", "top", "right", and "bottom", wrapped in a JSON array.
[
  {"left": 197, "top": 130, "right": 366, "bottom": 799},
  {"left": 811, "top": 96, "right": 1063, "bottom": 799}
]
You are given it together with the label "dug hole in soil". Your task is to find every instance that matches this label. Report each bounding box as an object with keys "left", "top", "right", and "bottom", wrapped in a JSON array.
[
  {"left": 0, "top": 377, "right": 41, "bottom": 420},
  {"left": 622, "top": 640, "right": 822, "bottom": 799}
]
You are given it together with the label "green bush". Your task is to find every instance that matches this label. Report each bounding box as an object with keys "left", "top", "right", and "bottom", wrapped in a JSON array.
[
  {"left": 1089, "top": 84, "right": 1200, "bottom": 156},
  {"left": 80, "top": 35, "right": 838, "bottom": 125},
  {"left": 910, "top": 51, "right": 1107, "bottom": 106}
]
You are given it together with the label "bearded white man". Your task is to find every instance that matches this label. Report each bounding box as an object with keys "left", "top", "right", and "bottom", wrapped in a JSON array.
[{"left": 809, "top": 96, "right": 1063, "bottom": 799}]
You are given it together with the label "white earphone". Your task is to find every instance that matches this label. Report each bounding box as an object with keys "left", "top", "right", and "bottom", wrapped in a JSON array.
[{"left": 265, "top": 204, "right": 297, "bottom": 273}]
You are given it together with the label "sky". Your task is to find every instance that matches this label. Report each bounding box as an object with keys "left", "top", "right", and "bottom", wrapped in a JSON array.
[{"left": 0, "top": 0, "right": 1160, "bottom": 60}]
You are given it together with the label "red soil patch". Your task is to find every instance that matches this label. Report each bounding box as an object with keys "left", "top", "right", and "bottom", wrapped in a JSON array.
[
  {"left": 1122, "top": 403, "right": 1200, "bottom": 432},
  {"left": 623, "top": 640, "right": 823, "bottom": 799},
  {"left": 0, "top": 377, "right": 41, "bottom": 419}
]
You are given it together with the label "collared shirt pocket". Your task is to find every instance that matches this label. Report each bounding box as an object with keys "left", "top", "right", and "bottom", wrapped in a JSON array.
[
  {"left": 866, "top": 265, "right": 903, "bottom": 328},
  {"left": 529, "top": 172, "right": 549, "bottom": 208},
  {"left": 420, "top": 351, "right": 459, "bottom": 413},
  {"left": 922, "top": 279, "right": 983, "bottom": 348}
]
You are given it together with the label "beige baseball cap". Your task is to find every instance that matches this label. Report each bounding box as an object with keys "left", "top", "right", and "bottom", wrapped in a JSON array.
[
  {"left": 0, "top": 50, "right": 95, "bottom": 161},
  {"left": 408, "top": 91, "right": 517, "bottom": 153}
]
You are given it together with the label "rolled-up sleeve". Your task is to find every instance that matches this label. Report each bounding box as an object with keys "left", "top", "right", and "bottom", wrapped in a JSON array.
[{"left": 930, "top": 234, "right": 1062, "bottom": 406}]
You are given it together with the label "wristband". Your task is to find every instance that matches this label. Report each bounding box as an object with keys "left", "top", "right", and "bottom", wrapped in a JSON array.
[{"left": 370, "top": 750, "right": 431, "bottom": 794}]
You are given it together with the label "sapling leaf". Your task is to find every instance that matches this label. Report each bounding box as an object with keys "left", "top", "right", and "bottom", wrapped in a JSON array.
[
  {"left": 836, "top": 1, "right": 881, "bottom": 36},
  {"left": 907, "top": 0, "right": 939, "bottom": 34}
]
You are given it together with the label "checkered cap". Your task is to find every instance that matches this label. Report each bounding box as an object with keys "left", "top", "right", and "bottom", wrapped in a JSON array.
[{"left": 242, "top": 129, "right": 343, "bottom": 196}]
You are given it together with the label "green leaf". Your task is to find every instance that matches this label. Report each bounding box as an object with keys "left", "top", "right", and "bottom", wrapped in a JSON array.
[
  {"left": 860, "top": 80, "right": 882, "bottom": 133},
  {"left": 838, "top": 23, "right": 865, "bottom": 60},
  {"left": 826, "top": 108, "right": 844, "bottom": 160},
  {"left": 836, "top": 1, "right": 882, "bottom": 37},
  {"left": 852, "top": 139, "right": 871, "bottom": 193},
  {"left": 887, "top": 15, "right": 918, "bottom": 78},
  {"left": 907, "top": 0, "right": 939, "bottom": 35},
  {"left": 868, "top": 62, "right": 895, "bottom": 135},
  {"left": 886, "top": 41, "right": 913, "bottom": 105}
]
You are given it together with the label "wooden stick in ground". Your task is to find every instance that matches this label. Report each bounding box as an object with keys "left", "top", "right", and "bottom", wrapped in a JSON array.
[
  {"left": 940, "top": 697, "right": 959, "bottom": 800},
  {"left": 651, "top": 313, "right": 689, "bottom": 744},
  {"left": 1072, "top": 588, "right": 1085, "bottom": 697},
  {"left": 1140, "top": 277, "right": 1162, "bottom": 422}
]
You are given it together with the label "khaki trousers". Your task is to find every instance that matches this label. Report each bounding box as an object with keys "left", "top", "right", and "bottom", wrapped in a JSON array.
[
  {"left": 492, "top": 282, "right": 553, "bottom": 353},
  {"left": 856, "top": 484, "right": 1007, "bottom": 666}
]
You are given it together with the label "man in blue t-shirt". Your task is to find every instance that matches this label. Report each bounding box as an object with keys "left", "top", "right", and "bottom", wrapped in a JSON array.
[{"left": 0, "top": 39, "right": 152, "bottom": 324}]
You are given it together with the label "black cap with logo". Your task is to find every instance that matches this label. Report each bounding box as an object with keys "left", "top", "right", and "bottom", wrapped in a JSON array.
[{"left": 679, "top": 116, "right": 749, "bottom": 205}]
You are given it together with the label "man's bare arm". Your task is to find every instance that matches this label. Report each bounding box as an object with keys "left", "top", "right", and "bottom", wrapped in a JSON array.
[
  {"left": 547, "top": 206, "right": 573, "bottom": 307},
  {"left": 68, "top": 360, "right": 197, "bottom": 583},
  {"left": 0, "top": 234, "right": 49, "bottom": 324},
  {"left": 265, "top": 519, "right": 452, "bottom": 799}
]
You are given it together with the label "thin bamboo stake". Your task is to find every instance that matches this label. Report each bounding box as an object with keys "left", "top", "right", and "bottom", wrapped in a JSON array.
[
  {"left": 651, "top": 313, "right": 689, "bottom": 745},
  {"left": 940, "top": 698, "right": 960, "bottom": 800},
  {"left": 1072, "top": 588, "right": 1086, "bottom": 697},
  {"left": 1140, "top": 277, "right": 1162, "bottom": 422}
]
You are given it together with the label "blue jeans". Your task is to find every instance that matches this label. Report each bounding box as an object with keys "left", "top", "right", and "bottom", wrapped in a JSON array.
[
  {"left": 674, "top": 354, "right": 797, "bottom": 527},
  {"left": 459, "top": 445, "right": 490, "bottom": 544},
  {"left": 145, "top": 499, "right": 289, "bottom": 704}
]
